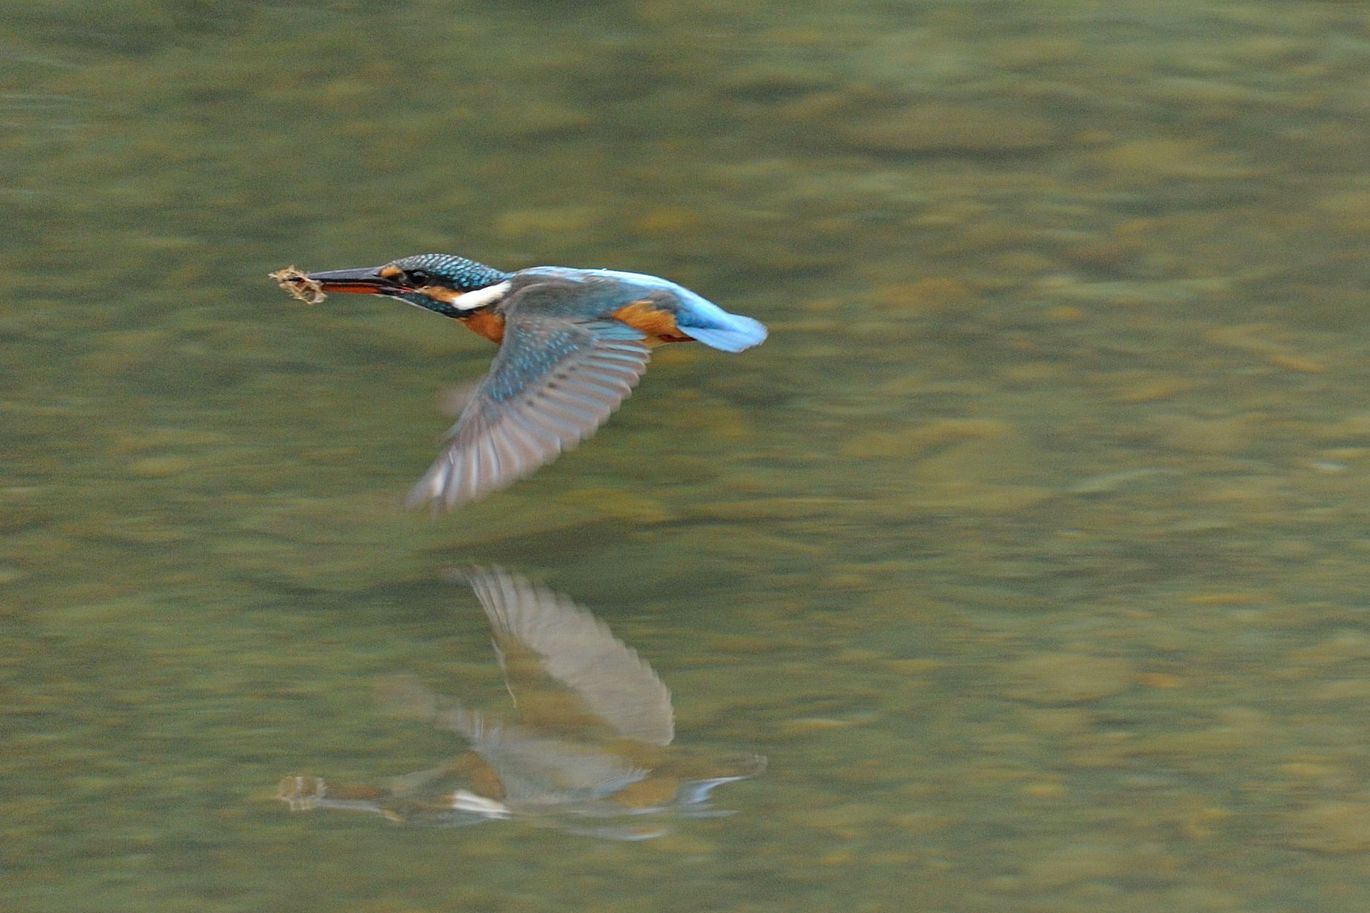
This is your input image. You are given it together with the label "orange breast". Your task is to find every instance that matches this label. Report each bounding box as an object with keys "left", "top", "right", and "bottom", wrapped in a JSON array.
[
  {"left": 463, "top": 310, "right": 506, "bottom": 344},
  {"left": 613, "top": 299, "right": 693, "bottom": 346}
]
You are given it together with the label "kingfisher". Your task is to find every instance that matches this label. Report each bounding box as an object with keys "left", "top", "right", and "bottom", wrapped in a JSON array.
[{"left": 282, "top": 253, "right": 767, "bottom": 509}]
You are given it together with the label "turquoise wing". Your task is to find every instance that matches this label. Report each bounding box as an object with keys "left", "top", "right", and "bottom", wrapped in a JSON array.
[{"left": 408, "top": 314, "right": 651, "bottom": 508}]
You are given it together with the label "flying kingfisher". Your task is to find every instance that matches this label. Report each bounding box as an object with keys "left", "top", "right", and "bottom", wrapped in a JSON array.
[{"left": 277, "top": 253, "right": 767, "bottom": 509}]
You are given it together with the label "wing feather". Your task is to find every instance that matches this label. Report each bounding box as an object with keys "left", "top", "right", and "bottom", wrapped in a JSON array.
[{"left": 408, "top": 315, "right": 651, "bottom": 508}]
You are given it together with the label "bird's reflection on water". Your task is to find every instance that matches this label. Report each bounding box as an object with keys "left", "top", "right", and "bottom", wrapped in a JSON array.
[{"left": 279, "top": 568, "right": 764, "bottom": 840}]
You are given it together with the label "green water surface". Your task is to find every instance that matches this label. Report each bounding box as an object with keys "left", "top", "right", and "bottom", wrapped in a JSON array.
[{"left": 6, "top": 1, "right": 1370, "bottom": 911}]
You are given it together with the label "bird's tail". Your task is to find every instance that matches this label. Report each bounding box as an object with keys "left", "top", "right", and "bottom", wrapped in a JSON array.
[{"left": 674, "top": 288, "right": 768, "bottom": 352}]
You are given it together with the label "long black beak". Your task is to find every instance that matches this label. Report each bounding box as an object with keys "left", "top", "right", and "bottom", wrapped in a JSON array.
[{"left": 305, "top": 266, "right": 406, "bottom": 295}]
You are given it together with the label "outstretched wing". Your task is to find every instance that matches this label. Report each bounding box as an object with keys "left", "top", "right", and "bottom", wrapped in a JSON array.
[
  {"left": 465, "top": 567, "right": 675, "bottom": 747},
  {"left": 408, "top": 314, "right": 651, "bottom": 509}
]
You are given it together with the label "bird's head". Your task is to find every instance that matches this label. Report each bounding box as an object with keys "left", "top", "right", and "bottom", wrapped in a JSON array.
[{"left": 306, "top": 253, "right": 513, "bottom": 317}]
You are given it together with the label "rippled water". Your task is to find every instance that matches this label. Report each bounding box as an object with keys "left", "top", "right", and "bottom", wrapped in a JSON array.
[{"left": 8, "top": 2, "right": 1370, "bottom": 911}]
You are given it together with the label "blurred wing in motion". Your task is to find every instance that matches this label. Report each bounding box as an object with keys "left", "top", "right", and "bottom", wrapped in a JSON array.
[{"left": 409, "top": 316, "right": 651, "bottom": 509}]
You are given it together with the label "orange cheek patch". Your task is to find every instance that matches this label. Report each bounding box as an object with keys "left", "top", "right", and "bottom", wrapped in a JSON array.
[
  {"left": 613, "top": 299, "right": 692, "bottom": 344},
  {"left": 418, "top": 284, "right": 461, "bottom": 304}
]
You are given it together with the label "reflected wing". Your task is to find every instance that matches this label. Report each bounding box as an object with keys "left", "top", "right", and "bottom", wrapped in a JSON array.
[
  {"left": 408, "top": 315, "right": 651, "bottom": 509},
  {"left": 465, "top": 568, "right": 675, "bottom": 746},
  {"left": 460, "top": 720, "right": 648, "bottom": 806},
  {"left": 377, "top": 669, "right": 647, "bottom": 806}
]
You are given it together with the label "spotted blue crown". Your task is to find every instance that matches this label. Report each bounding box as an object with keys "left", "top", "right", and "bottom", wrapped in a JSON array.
[{"left": 393, "top": 253, "right": 512, "bottom": 291}]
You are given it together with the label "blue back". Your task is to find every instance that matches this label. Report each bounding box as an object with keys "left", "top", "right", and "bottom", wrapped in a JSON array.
[{"left": 518, "top": 267, "right": 768, "bottom": 353}]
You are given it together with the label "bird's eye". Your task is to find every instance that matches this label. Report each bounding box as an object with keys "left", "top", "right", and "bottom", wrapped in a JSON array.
[{"left": 405, "top": 269, "right": 431, "bottom": 286}]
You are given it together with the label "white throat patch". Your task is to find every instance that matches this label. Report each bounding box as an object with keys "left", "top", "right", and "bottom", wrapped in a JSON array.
[{"left": 452, "top": 281, "right": 511, "bottom": 311}]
